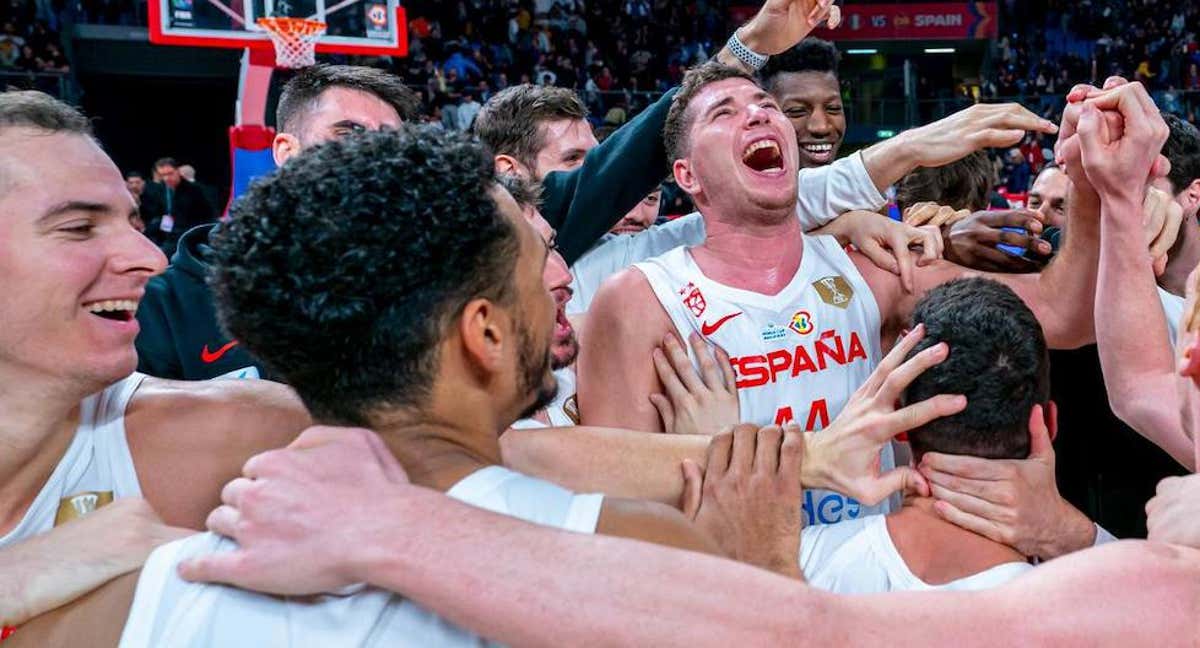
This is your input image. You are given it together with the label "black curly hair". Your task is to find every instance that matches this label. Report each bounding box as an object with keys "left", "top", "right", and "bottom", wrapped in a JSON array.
[
  {"left": 209, "top": 126, "right": 519, "bottom": 426},
  {"left": 759, "top": 38, "right": 840, "bottom": 91},
  {"left": 902, "top": 278, "right": 1050, "bottom": 461},
  {"left": 1163, "top": 113, "right": 1200, "bottom": 197}
]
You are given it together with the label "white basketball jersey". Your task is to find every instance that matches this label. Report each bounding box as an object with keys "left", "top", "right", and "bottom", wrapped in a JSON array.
[
  {"left": 0, "top": 373, "right": 146, "bottom": 546},
  {"left": 636, "top": 234, "right": 894, "bottom": 526},
  {"left": 120, "top": 466, "right": 605, "bottom": 648}
]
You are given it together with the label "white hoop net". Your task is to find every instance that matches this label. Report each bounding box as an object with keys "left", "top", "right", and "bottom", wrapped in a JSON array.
[{"left": 256, "top": 17, "right": 327, "bottom": 69}]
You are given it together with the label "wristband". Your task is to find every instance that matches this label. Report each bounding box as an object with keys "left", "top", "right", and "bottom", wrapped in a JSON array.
[{"left": 725, "top": 30, "right": 768, "bottom": 72}]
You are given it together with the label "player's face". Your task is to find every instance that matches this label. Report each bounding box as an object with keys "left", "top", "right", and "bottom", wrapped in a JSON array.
[
  {"left": 532, "top": 118, "right": 598, "bottom": 178},
  {"left": 611, "top": 189, "right": 660, "bottom": 235},
  {"left": 496, "top": 190, "right": 558, "bottom": 419},
  {"left": 298, "top": 87, "right": 403, "bottom": 149},
  {"left": 1028, "top": 167, "right": 1070, "bottom": 228},
  {"left": 0, "top": 131, "right": 167, "bottom": 391},
  {"left": 521, "top": 203, "right": 578, "bottom": 369},
  {"left": 769, "top": 71, "right": 845, "bottom": 168},
  {"left": 676, "top": 78, "right": 798, "bottom": 219}
]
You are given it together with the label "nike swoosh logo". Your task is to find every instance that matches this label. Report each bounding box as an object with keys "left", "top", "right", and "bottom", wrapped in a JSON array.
[
  {"left": 201, "top": 340, "right": 240, "bottom": 364},
  {"left": 700, "top": 312, "right": 742, "bottom": 336}
]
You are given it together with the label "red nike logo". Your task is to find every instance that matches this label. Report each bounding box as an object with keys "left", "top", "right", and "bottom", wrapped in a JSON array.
[
  {"left": 700, "top": 312, "right": 742, "bottom": 336},
  {"left": 201, "top": 340, "right": 240, "bottom": 364}
]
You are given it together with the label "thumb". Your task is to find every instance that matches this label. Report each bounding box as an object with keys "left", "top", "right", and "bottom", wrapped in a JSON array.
[
  {"left": 870, "top": 466, "right": 929, "bottom": 505},
  {"left": 650, "top": 394, "right": 675, "bottom": 433},
  {"left": 1028, "top": 404, "right": 1054, "bottom": 459},
  {"left": 680, "top": 459, "right": 703, "bottom": 519}
]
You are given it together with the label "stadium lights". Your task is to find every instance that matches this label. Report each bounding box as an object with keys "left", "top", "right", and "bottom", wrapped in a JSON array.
[
  {"left": 846, "top": 48, "right": 878, "bottom": 55},
  {"left": 924, "top": 47, "right": 956, "bottom": 54}
]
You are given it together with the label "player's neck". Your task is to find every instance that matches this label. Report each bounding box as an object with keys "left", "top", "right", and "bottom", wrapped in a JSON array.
[
  {"left": 0, "top": 368, "right": 87, "bottom": 535},
  {"left": 694, "top": 215, "right": 804, "bottom": 295},
  {"left": 886, "top": 497, "right": 1028, "bottom": 585},
  {"left": 373, "top": 413, "right": 504, "bottom": 494}
]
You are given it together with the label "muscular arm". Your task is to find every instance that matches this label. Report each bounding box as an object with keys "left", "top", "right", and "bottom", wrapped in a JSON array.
[
  {"left": 577, "top": 269, "right": 674, "bottom": 432},
  {"left": 1095, "top": 191, "right": 1196, "bottom": 467},
  {"left": 128, "top": 378, "right": 311, "bottom": 529},
  {"left": 596, "top": 497, "right": 722, "bottom": 557}
]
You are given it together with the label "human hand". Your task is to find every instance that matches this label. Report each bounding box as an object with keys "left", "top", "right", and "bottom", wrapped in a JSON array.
[
  {"left": 737, "top": 0, "right": 841, "bottom": 57},
  {"left": 899, "top": 103, "right": 1057, "bottom": 170},
  {"left": 943, "top": 209, "right": 1052, "bottom": 272},
  {"left": 1075, "top": 81, "right": 1171, "bottom": 205},
  {"left": 919, "top": 404, "right": 1096, "bottom": 559},
  {"left": 903, "top": 202, "right": 971, "bottom": 229},
  {"left": 1146, "top": 474, "right": 1200, "bottom": 549},
  {"left": 802, "top": 324, "right": 964, "bottom": 505},
  {"left": 681, "top": 423, "right": 804, "bottom": 577},
  {"left": 1142, "top": 185, "right": 1184, "bottom": 277},
  {"left": 179, "top": 426, "right": 411, "bottom": 595},
  {"left": 1, "top": 498, "right": 190, "bottom": 626},
  {"left": 815, "top": 210, "right": 943, "bottom": 292},
  {"left": 651, "top": 332, "right": 741, "bottom": 436}
]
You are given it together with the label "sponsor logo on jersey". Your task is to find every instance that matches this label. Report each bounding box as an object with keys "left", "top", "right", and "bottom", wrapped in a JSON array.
[
  {"left": 803, "top": 490, "right": 863, "bottom": 526},
  {"left": 761, "top": 323, "right": 788, "bottom": 342},
  {"left": 812, "top": 275, "right": 854, "bottom": 309},
  {"left": 200, "top": 339, "right": 240, "bottom": 363},
  {"left": 678, "top": 282, "right": 707, "bottom": 318},
  {"left": 730, "top": 329, "right": 869, "bottom": 389},
  {"left": 701, "top": 311, "right": 742, "bottom": 336},
  {"left": 789, "top": 310, "right": 814, "bottom": 335}
]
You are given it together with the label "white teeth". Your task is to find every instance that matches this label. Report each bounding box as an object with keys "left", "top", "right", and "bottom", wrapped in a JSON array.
[
  {"left": 85, "top": 299, "right": 138, "bottom": 314},
  {"left": 802, "top": 143, "right": 833, "bottom": 153},
  {"left": 742, "top": 139, "right": 781, "bottom": 160}
]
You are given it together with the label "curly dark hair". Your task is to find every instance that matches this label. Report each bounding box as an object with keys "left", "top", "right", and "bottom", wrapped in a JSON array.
[
  {"left": 902, "top": 278, "right": 1050, "bottom": 461},
  {"left": 759, "top": 38, "right": 840, "bottom": 90},
  {"left": 209, "top": 126, "right": 519, "bottom": 426},
  {"left": 1163, "top": 112, "right": 1200, "bottom": 196},
  {"left": 473, "top": 84, "right": 588, "bottom": 172},
  {"left": 663, "top": 61, "right": 758, "bottom": 162},
  {"left": 895, "top": 150, "right": 994, "bottom": 214},
  {"left": 276, "top": 64, "right": 421, "bottom": 133}
]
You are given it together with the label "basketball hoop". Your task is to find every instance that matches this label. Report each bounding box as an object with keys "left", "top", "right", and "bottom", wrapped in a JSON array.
[{"left": 256, "top": 16, "right": 327, "bottom": 69}]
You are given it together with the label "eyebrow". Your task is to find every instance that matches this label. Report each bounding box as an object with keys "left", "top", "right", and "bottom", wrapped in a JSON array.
[
  {"left": 703, "top": 96, "right": 736, "bottom": 120},
  {"left": 36, "top": 201, "right": 109, "bottom": 228}
]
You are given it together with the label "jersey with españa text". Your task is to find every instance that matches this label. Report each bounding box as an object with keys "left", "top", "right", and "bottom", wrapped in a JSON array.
[{"left": 635, "top": 234, "right": 895, "bottom": 526}]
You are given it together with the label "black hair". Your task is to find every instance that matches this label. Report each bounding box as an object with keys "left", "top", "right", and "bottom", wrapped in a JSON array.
[
  {"left": 759, "top": 38, "right": 840, "bottom": 89},
  {"left": 276, "top": 64, "right": 420, "bottom": 134},
  {"left": 1163, "top": 113, "right": 1200, "bottom": 196},
  {"left": 210, "top": 126, "right": 519, "bottom": 426},
  {"left": 902, "top": 278, "right": 1050, "bottom": 460}
]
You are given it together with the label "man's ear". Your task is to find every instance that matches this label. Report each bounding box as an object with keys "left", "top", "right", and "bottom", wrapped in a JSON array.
[
  {"left": 493, "top": 154, "right": 528, "bottom": 177},
  {"left": 273, "top": 133, "right": 301, "bottom": 167},
  {"left": 673, "top": 158, "right": 700, "bottom": 196},
  {"left": 458, "top": 298, "right": 508, "bottom": 376},
  {"left": 1182, "top": 179, "right": 1200, "bottom": 219}
]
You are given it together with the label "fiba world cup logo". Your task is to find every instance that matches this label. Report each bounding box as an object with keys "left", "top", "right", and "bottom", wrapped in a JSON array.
[{"left": 789, "top": 310, "right": 814, "bottom": 335}]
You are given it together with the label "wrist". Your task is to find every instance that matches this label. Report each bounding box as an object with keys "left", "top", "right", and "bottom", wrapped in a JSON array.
[
  {"left": 861, "top": 131, "right": 921, "bottom": 191},
  {"left": 1043, "top": 501, "right": 1095, "bottom": 559},
  {"left": 799, "top": 431, "right": 833, "bottom": 491},
  {"left": 349, "top": 485, "right": 418, "bottom": 585}
]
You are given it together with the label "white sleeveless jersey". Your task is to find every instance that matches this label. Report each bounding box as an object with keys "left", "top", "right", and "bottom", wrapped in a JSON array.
[
  {"left": 636, "top": 234, "right": 895, "bottom": 526},
  {"left": 0, "top": 373, "right": 146, "bottom": 547},
  {"left": 120, "top": 466, "right": 605, "bottom": 648},
  {"left": 509, "top": 368, "right": 580, "bottom": 429}
]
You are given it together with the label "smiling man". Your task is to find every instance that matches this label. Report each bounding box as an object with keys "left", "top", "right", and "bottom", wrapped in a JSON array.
[
  {"left": 760, "top": 38, "right": 845, "bottom": 168},
  {"left": 578, "top": 62, "right": 1101, "bottom": 538}
]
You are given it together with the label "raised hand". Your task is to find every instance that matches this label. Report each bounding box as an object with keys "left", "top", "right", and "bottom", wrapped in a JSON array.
[{"left": 736, "top": 0, "right": 842, "bottom": 57}]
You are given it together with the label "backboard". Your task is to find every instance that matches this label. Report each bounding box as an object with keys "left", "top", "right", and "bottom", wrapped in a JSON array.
[{"left": 148, "top": 0, "right": 407, "bottom": 57}]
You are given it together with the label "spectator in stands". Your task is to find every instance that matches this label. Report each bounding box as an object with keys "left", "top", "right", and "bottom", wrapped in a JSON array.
[
  {"left": 141, "top": 156, "right": 216, "bottom": 253},
  {"left": 178, "top": 164, "right": 220, "bottom": 216},
  {"left": 457, "top": 90, "right": 482, "bottom": 131},
  {"left": 1003, "top": 148, "right": 1032, "bottom": 193},
  {"left": 124, "top": 170, "right": 146, "bottom": 206}
]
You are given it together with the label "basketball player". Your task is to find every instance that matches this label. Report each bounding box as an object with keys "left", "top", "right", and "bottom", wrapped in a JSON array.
[
  {"left": 798, "top": 278, "right": 1046, "bottom": 593},
  {"left": 135, "top": 64, "right": 420, "bottom": 380},
  {"left": 0, "top": 91, "right": 311, "bottom": 626}
]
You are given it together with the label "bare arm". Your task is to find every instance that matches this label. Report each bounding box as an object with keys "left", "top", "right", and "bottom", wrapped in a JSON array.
[
  {"left": 128, "top": 378, "right": 311, "bottom": 529},
  {"left": 577, "top": 269, "right": 673, "bottom": 432},
  {"left": 596, "top": 497, "right": 722, "bottom": 556}
]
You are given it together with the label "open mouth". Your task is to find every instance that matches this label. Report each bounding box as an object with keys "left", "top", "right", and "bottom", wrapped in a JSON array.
[
  {"left": 800, "top": 142, "right": 835, "bottom": 161},
  {"left": 742, "top": 138, "right": 785, "bottom": 174},
  {"left": 84, "top": 299, "right": 137, "bottom": 322}
]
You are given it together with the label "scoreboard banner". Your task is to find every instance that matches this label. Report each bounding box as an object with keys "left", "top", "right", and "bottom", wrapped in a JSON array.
[{"left": 731, "top": 2, "right": 998, "bottom": 41}]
